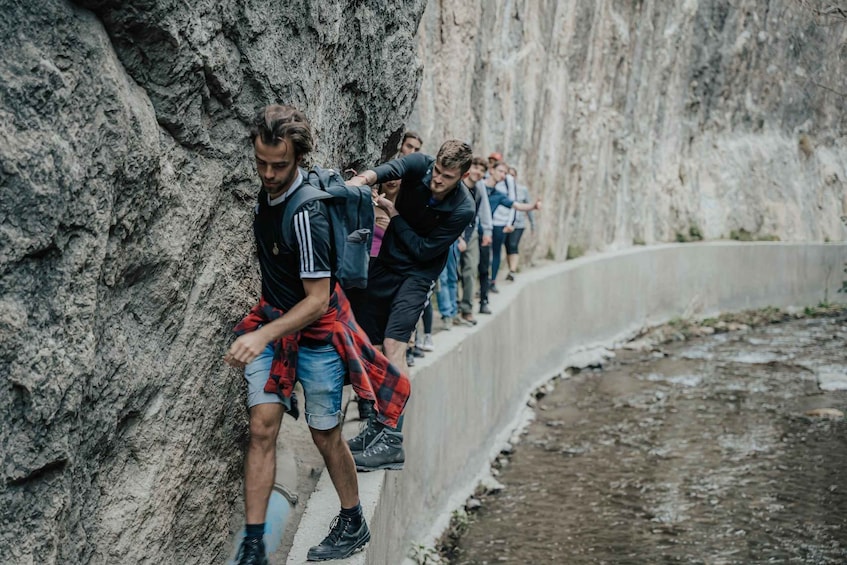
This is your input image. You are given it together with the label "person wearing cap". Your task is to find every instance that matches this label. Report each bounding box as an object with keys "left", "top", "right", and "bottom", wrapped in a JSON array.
[
  {"left": 484, "top": 160, "right": 542, "bottom": 295},
  {"left": 487, "top": 151, "right": 503, "bottom": 171}
]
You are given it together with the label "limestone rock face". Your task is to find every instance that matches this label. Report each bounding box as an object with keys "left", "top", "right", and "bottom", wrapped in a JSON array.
[
  {"left": 0, "top": 1, "right": 422, "bottom": 563},
  {"left": 410, "top": 0, "right": 847, "bottom": 261}
]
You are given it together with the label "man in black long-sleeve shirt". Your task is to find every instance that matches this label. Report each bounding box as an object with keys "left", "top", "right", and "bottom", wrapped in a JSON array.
[{"left": 345, "top": 140, "right": 475, "bottom": 470}]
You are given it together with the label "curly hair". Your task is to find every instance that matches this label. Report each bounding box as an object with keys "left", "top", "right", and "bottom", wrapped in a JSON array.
[
  {"left": 436, "top": 139, "right": 473, "bottom": 175},
  {"left": 249, "top": 105, "right": 314, "bottom": 158}
]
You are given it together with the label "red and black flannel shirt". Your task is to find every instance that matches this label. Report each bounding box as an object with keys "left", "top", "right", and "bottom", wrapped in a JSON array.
[{"left": 233, "top": 285, "right": 410, "bottom": 429}]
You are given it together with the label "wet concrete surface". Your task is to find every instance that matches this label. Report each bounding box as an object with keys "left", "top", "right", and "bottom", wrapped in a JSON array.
[{"left": 448, "top": 311, "right": 847, "bottom": 564}]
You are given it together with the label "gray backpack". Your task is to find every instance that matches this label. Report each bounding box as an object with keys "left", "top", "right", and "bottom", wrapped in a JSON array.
[{"left": 281, "top": 167, "right": 374, "bottom": 289}]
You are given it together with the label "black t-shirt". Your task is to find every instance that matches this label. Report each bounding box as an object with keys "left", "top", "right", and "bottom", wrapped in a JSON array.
[{"left": 254, "top": 181, "right": 333, "bottom": 311}]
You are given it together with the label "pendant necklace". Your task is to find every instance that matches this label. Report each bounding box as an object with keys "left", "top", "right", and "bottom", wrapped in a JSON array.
[{"left": 272, "top": 242, "right": 279, "bottom": 255}]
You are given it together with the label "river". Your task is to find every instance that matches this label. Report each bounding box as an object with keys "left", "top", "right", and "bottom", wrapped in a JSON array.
[{"left": 447, "top": 309, "right": 847, "bottom": 564}]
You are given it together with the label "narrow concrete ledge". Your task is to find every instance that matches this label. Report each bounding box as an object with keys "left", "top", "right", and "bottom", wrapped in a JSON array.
[
  {"left": 288, "top": 242, "right": 847, "bottom": 564},
  {"left": 286, "top": 468, "right": 384, "bottom": 564}
]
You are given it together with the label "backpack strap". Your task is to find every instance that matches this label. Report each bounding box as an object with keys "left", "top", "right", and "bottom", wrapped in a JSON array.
[
  {"left": 506, "top": 175, "right": 517, "bottom": 198},
  {"left": 280, "top": 183, "right": 332, "bottom": 249}
]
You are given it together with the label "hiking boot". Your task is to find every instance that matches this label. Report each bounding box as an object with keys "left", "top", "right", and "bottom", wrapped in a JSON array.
[
  {"left": 235, "top": 537, "right": 268, "bottom": 565},
  {"left": 479, "top": 302, "right": 492, "bottom": 315},
  {"left": 356, "top": 398, "right": 376, "bottom": 421},
  {"left": 354, "top": 429, "right": 405, "bottom": 471},
  {"left": 460, "top": 312, "right": 478, "bottom": 325},
  {"left": 489, "top": 282, "right": 499, "bottom": 293},
  {"left": 306, "top": 514, "right": 370, "bottom": 561},
  {"left": 420, "top": 334, "right": 435, "bottom": 351},
  {"left": 506, "top": 271, "right": 515, "bottom": 281},
  {"left": 347, "top": 417, "right": 379, "bottom": 454},
  {"left": 405, "top": 348, "right": 416, "bottom": 367},
  {"left": 453, "top": 315, "right": 473, "bottom": 327}
]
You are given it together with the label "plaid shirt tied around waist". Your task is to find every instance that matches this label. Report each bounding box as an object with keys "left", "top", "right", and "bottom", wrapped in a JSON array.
[{"left": 233, "top": 286, "right": 410, "bottom": 428}]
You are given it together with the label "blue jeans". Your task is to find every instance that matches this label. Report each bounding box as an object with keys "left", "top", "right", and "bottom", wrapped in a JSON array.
[
  {"left": 436, "top": 241, "right": 460, "bottom": 318},
  {"left": 244, "top": 342, "right": 346, "bottom": 430},
  {"left": 491, "top": 225, "right": 506, "bottom": 282}
]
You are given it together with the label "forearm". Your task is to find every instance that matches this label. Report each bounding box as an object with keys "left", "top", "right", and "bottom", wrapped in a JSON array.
[
  {"left": 252, "top": 294, "right": 329, "bottom": 342},
  {"left": 392, "top": 217, "right": 466, "bottom": 262},
  {"left": 478, "top": 198, "right": 493, "bottom": 235},
  {"left": 361, "top": 152, "right": 428, "bottom": 187},
  {"left": 348, "top": 170, "right": 377, "bottom": 186}
]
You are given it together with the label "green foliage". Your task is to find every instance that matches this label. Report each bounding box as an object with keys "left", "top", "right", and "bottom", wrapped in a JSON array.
[
  {"left": 450, "top": 508, "right": 470, "bottom": 535},
  {"left": 729, "top": 228, "right": 754, "bottom": 241},
  {"left": 633, "top": 237, "right": 646, "bottom": 246},
  {"left": 675, "top": 226, "right": 703, "bottom": 243},
  {"left": 545, "top": 246, "right": 556, "bottom": 260},
  {"left": 689, "top": 226, "right": 703, "bottom": 240},
  {"left": 566, "top": 244, "right": 584, "bottom": 260},
  {"left": 409, "top": 543, "right": 445, "bottom": 565},
  {"left": 728, "top": 228, "right": 779, "bottom": 242}
]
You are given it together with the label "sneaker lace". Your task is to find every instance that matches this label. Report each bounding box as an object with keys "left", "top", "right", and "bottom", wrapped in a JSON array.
[
  {"left": 353, "top": 418, "right": 374, "bottom": 441},
  {"left": 320, "top": 515, "right": 348, "bottom": 546},
  {"left": 235, "top": 538, "right": 262, "bottom": 565},
  {"left": 362, "top": 431, "right": 394, "bottom": 457}
]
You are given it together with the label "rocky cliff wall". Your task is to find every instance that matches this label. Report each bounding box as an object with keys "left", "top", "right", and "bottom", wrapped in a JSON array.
[
  {"left": 410, "top": 0, "right": 847, "bottom": 261},
  {"left": 0, "top": 1, "right": 423, "bottom": 563},
  {"left": 3, "top": 1, "right": 846, "bottom": 563}
]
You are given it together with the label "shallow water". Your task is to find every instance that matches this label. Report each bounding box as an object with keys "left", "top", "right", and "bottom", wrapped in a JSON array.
[{"left": 449, "top": 313, "right": 847, "bottom": 565}]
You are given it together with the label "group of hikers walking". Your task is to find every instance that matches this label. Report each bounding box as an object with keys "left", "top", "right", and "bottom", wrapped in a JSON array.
[{"left": 224, "top": 105, "right": 539, "bottom": 563}]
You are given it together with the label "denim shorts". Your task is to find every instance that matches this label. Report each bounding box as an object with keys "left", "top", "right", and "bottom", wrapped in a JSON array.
[{"left": 244, "top": 342, "right": 346, "bottom": 430}]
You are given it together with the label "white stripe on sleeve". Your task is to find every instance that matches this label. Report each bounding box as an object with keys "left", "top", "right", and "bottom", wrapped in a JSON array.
[{"left": 293, "top": 210, "right": 315, "bottom": 272}]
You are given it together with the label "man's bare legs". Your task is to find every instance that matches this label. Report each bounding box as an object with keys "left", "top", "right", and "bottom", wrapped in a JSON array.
[
  {"left": 245, "top": 403, "right": 285, "bottom": 524},
  {"left": 310, "top": 426, "right": 360, "bottom": 508},
  {"left": 382, "top": 337, "right": 408, "bottom": 375},
  {"left": 307, "top": 425, "right": 370, "bottom": 561}
]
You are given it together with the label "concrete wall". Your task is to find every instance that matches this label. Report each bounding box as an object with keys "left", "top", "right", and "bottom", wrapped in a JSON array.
[{"left": 365, "top": 242, "right": 847, "bottom": 564}]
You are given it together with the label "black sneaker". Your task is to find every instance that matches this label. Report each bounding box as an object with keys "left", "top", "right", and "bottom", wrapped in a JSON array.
[
  {"left": 306, "top": 514, "right": 370, "bottom": 561},
  {"left": 347, "top": 417, "right": 379, "bottom": 454},
  {"left": 353, "top": 429, "right": 405, "bottom": 471},
  {"left": 506, "top": 271, "right": 515, "bottom": 281},
  {"left": 411, "top": 345, "right": 426, "bottom": 358},
  {"left": 489, "top": 282, "right": 499, "bottom": 293},
  {"left": 235, "top": 537, "right": 268, "bottom": 565},
  {"left": 406, "top": 348, "right": 416, "bottom": 367},
  {"left": 479, "top": 302, "right": 492, "bottom": 315}
]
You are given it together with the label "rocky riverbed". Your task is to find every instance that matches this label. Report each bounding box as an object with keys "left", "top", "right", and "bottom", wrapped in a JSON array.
[{"left": 444, "top": 307, "right": 847, "bottom": 564}]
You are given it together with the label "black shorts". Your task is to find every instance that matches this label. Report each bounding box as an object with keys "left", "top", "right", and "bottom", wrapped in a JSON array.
[
  {"left": 505, "top": 228, "right": 525, "bottom": 254},
  {"left": 348, "top": 259, "right": 434, "bottom": 345}
]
